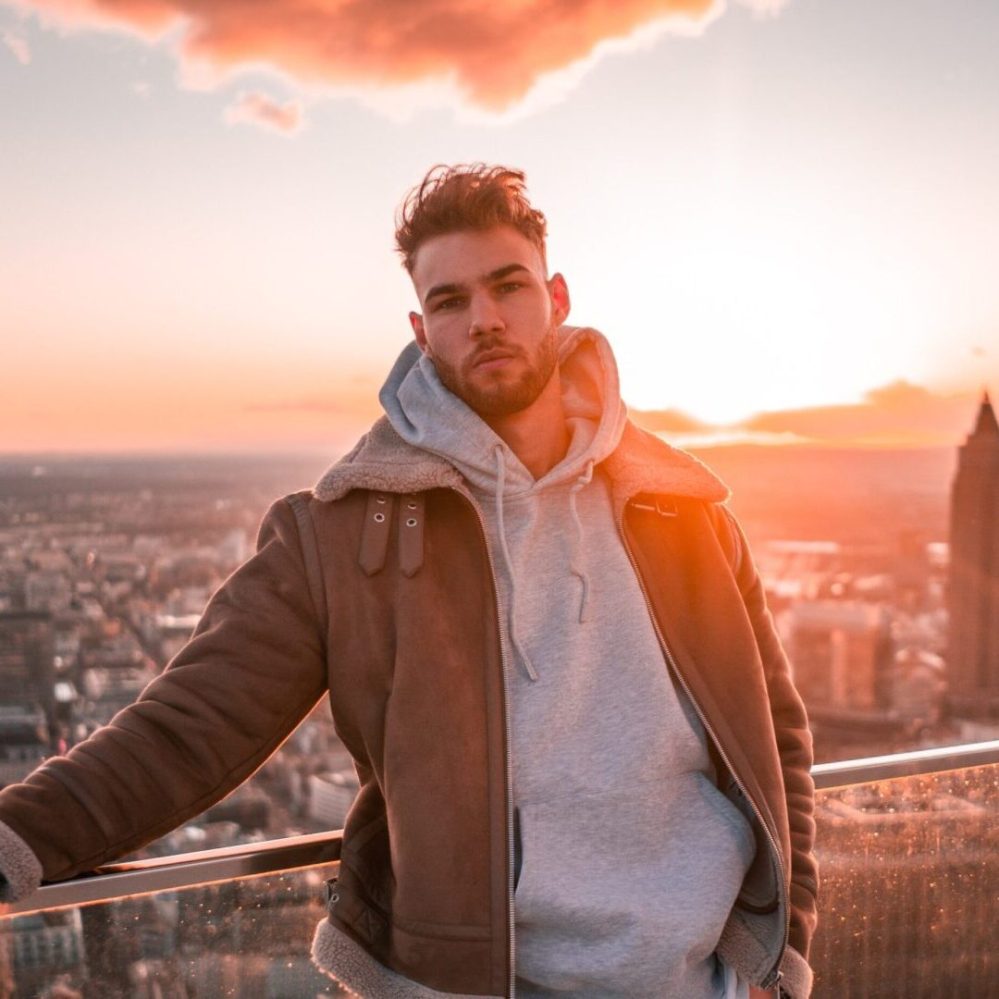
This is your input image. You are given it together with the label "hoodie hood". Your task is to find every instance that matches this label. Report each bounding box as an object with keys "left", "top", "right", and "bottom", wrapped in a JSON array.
[
  {"left": 378, "top": 325, "right": 628, "bottom": 497},
  {"left": 313, "top": 338, "right": 729, "bottom": 514},
  {"left": 379, "top": 325, "right": 628, "bottom": 682}
]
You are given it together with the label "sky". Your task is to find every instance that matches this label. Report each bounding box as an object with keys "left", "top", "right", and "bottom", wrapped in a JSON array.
[{"left": 1, "top": 0, "right": 997, "bottom": 453}]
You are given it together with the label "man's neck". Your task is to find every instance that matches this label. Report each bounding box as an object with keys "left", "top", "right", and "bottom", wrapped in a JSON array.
[{"left": 484, "top": 375, "right": 570, "bottom": 480}]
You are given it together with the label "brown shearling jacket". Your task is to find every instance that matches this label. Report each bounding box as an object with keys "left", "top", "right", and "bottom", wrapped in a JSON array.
[{"left": 0, "top": 418, "right": 817, "bottom": 997}]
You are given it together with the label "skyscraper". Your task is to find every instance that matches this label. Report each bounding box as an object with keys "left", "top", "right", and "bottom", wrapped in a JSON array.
[{"left": 948, "top": 393, "right": 999, "bottom": 718}]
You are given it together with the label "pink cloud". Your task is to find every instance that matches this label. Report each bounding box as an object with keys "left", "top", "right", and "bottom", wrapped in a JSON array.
[
  {"left": 16, "top": 0, "right": 746, "bottom": 109},
  {"left": 3, "top": 30, "right": 31, "bottom": 64},
  {"left": 632, "top": 381, "right": 988, "bottom": 447},
  {"left": 741, "top": 381, "right": 983, "bottom": 447},
  {"left": 223, "top": 90, "right": 302, "bottom": 133},
  {"left": 629, "top": 406, "right": 712, "bottom": 433},
  {"left": 735, "top": 0, "right": 791, "bottom": 16}
]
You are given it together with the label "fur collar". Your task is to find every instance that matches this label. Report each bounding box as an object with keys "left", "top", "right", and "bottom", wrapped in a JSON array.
[{"left": 314, "top": 416, "right": 728, "bottom": 507}]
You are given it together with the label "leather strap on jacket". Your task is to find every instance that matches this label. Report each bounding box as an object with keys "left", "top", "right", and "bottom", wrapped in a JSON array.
[
  {"left": 397, "top": 493, "right": 425, "bottom": 577},
  {"left": 359, "top": 492, "right": 394, "bottom": 576}
]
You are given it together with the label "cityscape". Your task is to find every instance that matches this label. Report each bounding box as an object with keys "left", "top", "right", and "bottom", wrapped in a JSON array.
[{"left": 0, "top": 398, "right": 996, "bottom": 996}]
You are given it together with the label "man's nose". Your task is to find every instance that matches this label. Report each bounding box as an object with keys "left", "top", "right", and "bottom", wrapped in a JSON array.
[{"left": 468, "top": 292, "right": 504, "bottom": 337}]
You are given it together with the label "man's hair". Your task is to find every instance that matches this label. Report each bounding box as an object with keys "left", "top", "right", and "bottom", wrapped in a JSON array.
[{"left": 395, "top": 164, "right": 548, "bottom": 274}]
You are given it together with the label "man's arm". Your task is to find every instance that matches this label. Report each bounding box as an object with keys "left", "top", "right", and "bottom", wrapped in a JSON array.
[
  {"left": 720, "top": 507, "right": 819, "bottom": 997},
  {"left": 0, "top": 496, "right": 328, "bottom": 901}
]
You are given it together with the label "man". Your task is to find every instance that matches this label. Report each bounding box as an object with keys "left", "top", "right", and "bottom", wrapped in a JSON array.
[{"left": 0, "top": 165, "right": 817, "bottom": 997}]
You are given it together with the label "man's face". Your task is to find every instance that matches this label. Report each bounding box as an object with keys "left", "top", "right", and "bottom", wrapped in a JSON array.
[{"left": 408, "top": 225, "right": 570, "bottom": 420}]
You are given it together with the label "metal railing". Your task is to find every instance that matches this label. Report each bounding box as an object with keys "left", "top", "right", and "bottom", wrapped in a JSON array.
[
  {"left": 5, "top": 739, "right": 999, "bottom": 918},
  {"left": 5, "top": 829, "right": 343, "bottom": 917},
  {"left": 810, "top": 738, "right": 999, "bottom": 789}
]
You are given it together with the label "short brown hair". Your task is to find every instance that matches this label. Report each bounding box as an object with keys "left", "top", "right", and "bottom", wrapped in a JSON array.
[{"left": 395, "top": 164, "right": 548, "bottom": 274}]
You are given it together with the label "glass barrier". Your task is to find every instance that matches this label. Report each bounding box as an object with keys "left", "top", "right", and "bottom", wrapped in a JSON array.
[
  {"left": 1, "top": 762, "right": 996, "bottom": 997},
  {"left": 810, "top": 762, "right": 999, "bottom": 997},
  {"left": 0, "top": 866, "right": 346, "bottom": 998}
]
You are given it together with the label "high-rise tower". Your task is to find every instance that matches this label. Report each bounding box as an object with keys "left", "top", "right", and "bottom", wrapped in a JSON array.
[{"left": 948, "top": 392, "right": 999, "bottom": 718}]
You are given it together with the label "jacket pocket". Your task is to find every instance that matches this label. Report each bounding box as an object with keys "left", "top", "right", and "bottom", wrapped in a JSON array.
[
  {"left": 724, "top": 776, "right": 780, "bottom": 914},
  {"left": 340, "top": 812, "right": 393, "bottom": 913}
]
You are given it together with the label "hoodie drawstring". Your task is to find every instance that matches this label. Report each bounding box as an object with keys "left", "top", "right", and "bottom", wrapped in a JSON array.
[
  {"left": 493, "top": 446, "right": 540, "bottom": 682},
  {"left": 492, "top": 448, "right": 595, "bottom": 681},
  {"left": 568, "top": 459, "right": 594, "bottom": 624}
]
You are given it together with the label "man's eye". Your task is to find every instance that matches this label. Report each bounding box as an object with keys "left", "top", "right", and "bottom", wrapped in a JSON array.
[
  {"left": 434, "top": 297, "right": 465, "bottom": 312},
  {"left": 497, "top": 282, "right": 522, "bottom": 294}
]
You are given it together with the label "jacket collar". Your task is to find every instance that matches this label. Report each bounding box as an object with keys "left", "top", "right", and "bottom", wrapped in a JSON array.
[{"left": 314, "top": 415, "right": 729, "bottom": 509}]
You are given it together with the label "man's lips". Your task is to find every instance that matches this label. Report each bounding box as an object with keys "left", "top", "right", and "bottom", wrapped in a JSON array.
[{"left": 471, "top": 349, "right": 517, "bottom": 371}]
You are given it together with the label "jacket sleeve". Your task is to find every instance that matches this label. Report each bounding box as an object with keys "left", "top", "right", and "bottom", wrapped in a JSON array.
[
  {"left": 0, "top": 496, "right": 328, "bottom": 901},
  {"left": 719, "top": 507, "right": 819, "bottom": 995}
]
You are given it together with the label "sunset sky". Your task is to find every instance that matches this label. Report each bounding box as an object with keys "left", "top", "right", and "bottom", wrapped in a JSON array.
[{"left": 1, "top": 0, "right": 997, "bottom": 453}]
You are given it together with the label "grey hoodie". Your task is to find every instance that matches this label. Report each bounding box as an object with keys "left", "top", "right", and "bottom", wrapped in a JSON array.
[{"left": 380, "top": 327, "right": 755, "bottom": 998}]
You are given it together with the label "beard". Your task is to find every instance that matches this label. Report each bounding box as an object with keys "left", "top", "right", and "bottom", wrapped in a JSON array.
[{"left": 429, "top": 324, "right": 560, "bottom": 419}]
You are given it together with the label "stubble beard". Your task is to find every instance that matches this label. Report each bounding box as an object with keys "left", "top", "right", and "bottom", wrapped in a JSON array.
[{"left": 430, "top": 323, "right": 560, "bottom": 420}]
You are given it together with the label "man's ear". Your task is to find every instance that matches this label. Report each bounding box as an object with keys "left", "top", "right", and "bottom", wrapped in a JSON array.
[
  {"left": 549, "top": 273, "right": 571, "bottom": 326},
  {"left": 409, "top": 311, "right": 428, "bottom": 351}
]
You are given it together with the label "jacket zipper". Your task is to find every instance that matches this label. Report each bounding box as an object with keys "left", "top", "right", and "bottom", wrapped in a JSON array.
[
  {"left": 620, "top": 507, "right": 790, "bottom": 990},
  {"left": 455, "top": 489, "right": 517, "bottom": 999}
]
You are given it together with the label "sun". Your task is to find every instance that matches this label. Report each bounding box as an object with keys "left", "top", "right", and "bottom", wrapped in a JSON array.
[{"left": 568, "top": 207, "right": 914, "bottom": 427}]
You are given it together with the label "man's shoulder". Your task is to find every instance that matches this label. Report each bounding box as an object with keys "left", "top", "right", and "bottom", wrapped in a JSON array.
[
  {"left": 312, "top": 417, "right": 463, "bottom": 503},
  {"left": 605, "top": 422, "right": 746, "bottom": 575},
  {"left": 602, "top": 420, "right": 730, "bottom": 505}
]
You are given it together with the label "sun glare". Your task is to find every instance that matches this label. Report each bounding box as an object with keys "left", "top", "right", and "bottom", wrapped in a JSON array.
[{"left": 582, "top": 202, "right": 927, "bottom": 426}]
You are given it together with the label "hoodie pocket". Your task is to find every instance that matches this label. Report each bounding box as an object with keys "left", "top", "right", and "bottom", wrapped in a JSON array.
[{"left": 513, "top": 774, "right": 756, "bottom": 996}]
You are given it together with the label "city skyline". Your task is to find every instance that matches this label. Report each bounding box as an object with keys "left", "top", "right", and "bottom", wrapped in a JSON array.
[{"left": 2, "top": 0, "right": 997, "bottom": 453}]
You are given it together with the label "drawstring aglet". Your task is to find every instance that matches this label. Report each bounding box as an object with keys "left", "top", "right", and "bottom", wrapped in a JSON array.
[{"left": 574, "top": 571, "right": 590, "bottom": 624}]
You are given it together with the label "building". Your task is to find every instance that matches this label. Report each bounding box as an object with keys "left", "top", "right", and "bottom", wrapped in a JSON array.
[
  {"left": 0, "top": 611, "right": 55, "bottom": 718},
  {"left": 948, "top": 393, "right": 999, "bottom": 718},
  {"left": 785, "top": 600, "right": 893, "bottom": 712},
  {"left": 307, "top": 770, "right": 360, "bottom": 829},
  {"left": 0, "top": 611, "right": 56, "bottom": 782},
  {"left": 6, "top": 910, "right": 87, "bottom": 997},
  {"left": 0, "top": 707, "right": 49, "bottom": 787}
]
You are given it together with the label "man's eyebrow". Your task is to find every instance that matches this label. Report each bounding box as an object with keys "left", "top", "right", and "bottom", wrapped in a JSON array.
[
  {"left": 486, "top": 263, "right": 531, "bottom": 282},
  {"left": 423, "top": 281, "right": 464, "bottom": 305},
  {"left": 423, "top": 263, "right": 532, "bottom": 306}
]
